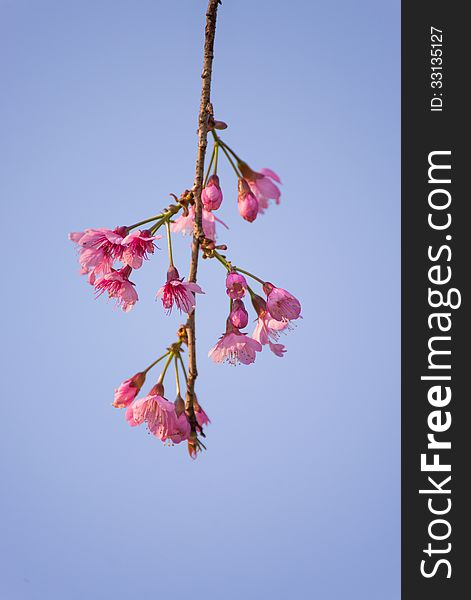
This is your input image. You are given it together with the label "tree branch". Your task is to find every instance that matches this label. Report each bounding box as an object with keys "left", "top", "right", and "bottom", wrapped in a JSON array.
[{"left": 185, "top": 0, "right": 220, "bottom": 426}]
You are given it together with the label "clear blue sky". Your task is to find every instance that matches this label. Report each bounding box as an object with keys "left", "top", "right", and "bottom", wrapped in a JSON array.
[{"left": 0, "top": 1, "right": 399, "bottom": 599}]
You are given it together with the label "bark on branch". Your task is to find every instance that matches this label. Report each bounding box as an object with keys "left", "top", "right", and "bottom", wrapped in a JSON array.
[{"left": 185, "top": 0, "right": 220, "bottom": 426}]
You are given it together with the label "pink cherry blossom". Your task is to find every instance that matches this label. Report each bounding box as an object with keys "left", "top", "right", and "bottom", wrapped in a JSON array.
[
  {"left": 171, "top": 206, "right": 228, "bottom": 241},
  {"left": 226, "top": 271, "right": 247, "bottom": 300},
  {"left": 208, "top": 320, "right": 262, "bottom": 365},
  {"left": 94, "top": 265, "right": 138, "bottom": 312},
  {"left": 127, "top": 393, "right": 191, "bottom": 444},
  {"left": 263, "top": 282, "right": 301, "bottom": 322},
  {"left": 120, "top": 229, "right": 160, "bottom": 269},
  {"left": 252, "top": 303, "right": 289, "bottom": 357},
  {"left": 76, "top": 226, "right": 127, "bottom": 260},
  {"left": 194, "top": 402, "right": 210, "bottom": 428},
  {"left": 247, "top": 168, "right": 281, "bottom": 213},
  {"left": 230, "top": 299, "right": 249, "bottom": 329},
  {"left": 202, "top": 174, "right": 223, "bottom": 211},
  {"left": 157, "top": 266, "right": 204, "bottom": 315},
  {"left": 113, "top": 372, "right": 146, "bottom": 408},
  {"left": 237, "top": 178, "right": 259, "bottom": 222},
  {"left": 69, "top": 230, "right": 117, "bottom": 281}
]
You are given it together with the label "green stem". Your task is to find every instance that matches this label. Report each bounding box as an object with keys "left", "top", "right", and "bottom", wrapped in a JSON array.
[
  {"left": 160, "top": 352, "right": 174, "bottom": 383},
  {"left": 214, "top": 142, "right": 219, "bottom": 174},
  {"left": 143, "top": 351, "right": 171, "bottom": 374},
  {"left": 177, "top": 354, "right": 188, "bottom": 382},
  {"left": 213, "top": 250, "right": 231, "bottom": 271},
  {"left": 212, "top": 131, "right": 240, "bottom": 177},
  {"left": 204, "top": 145, "right": 216, "bottom": 187},
  {"left": 218, "top": 139, "right": 242, "bottom": 163},
  {"left": 233, "top": 266, "right": 265, "bottom": 285},
  {"left": 165, "top": 221, "right": 174, "bottom": 267},
  {"left": 219, "top": 143, "right": 241, "bottom": 177},
  {"left": 174, "top": 356, "right": 181, "bottom": 396},
  {"left": 128, "top": 214, "right": 164, "bottom": 230}
]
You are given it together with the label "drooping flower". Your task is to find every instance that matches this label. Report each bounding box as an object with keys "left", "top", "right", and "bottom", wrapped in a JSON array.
[
  {"left": 238, "top": 162, "right": 281, "bottom": 214},
  {"left": 229, "top": 298, "right": 249, "bottom": 329},
  {"left": 251, "top": 293, "right": 289, "bottom": 357},
  {"left": 171, "top": 206, "right": 228, "bottom": 241},
  {"left": 69, "top": 229, "right": 119, "bottom": 281},
  {"left": 237, "top": 178, "right": 259, "bottom": 222},
  {"left": 202, "top": 174, "right": 223, "bottom": 211},
  {"left": 226, "top": 271, "right": 247, "bottom": 300},
  {"left": 74, "top": 226, "right": 127, "bottom": 260},
  {"left": 120, "top": 229, "right": 160, "bottom": 269},
  {"left": 263, "top": 282, "right": 301, "bottom": 322},
  {"left": 208, "top": 319, "right": 262, "bottom": 365},
  {"left": 127, "top": 391, "right": 191, "bottom": 444},
  {"left": 194, "top": 399, "right": 210, "bottom": 428},
  {"left": 94, "top": 265, "right": 138, "bottom": 312},
  {"left": 113, "top": 371, "right": 146, "bottom": 408},
  {"left": 156, "top": 265, "right": 204, "bottom": 315}
]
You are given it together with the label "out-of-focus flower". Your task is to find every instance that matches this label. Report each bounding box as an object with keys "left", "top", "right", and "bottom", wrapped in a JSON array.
[
  {"left": 113, "top": 372, "right": 146, "bottom": 408},
  {"left": 263, "top": 282, "right": 301, "bottom": 322},
  {"left": 156, "top": 266, "right": 204, "bottom": 315},
  {"left": 171, "top": 206, "right": 228, "bottom": 241},
  {"left": 237, "top": 178, "right": 259, "bottom": 222},
  {"left": 208, "top": 319, "right": 262, "bottom": 365},
  {"left": 226, "top": 271, "right": 247, "bottom": 300},
  {"left": 120, "top": 229, "right": 160, "bottom": 269},
  {"left": 202, "top": 175, "right": 223, "bottom": 211},
  {"left": 94, "top": 265, "right": 138, "bottom": 312}
]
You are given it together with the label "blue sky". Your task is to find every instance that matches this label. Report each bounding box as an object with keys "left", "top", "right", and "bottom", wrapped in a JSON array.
[{"left": 0, "top": 1, "right": 400, "bottom": 598}]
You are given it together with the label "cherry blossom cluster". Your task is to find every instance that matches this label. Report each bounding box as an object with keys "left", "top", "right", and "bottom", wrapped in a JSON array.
[{"left": 70, "top": 123, "right": 301, "bottom": 457}]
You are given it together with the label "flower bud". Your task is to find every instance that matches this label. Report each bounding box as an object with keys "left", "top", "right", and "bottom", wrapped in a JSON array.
[
  {"left": 230, "top": 299, "right": 249, "bottom": 329},
  {"left": 174, "top": 395, "right": 185, "bottom": 417},
  {"left": 202, "top": 175, "right": 223, "bottom": 211},
  {"left": 150, "top": 380, "right": 165, "bottom": 397},
  {"left": 237, "top": 179, "right": 259, "bottom": 223}
]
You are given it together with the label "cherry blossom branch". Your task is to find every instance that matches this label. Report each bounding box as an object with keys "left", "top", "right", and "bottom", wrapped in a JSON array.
[{"left": 185, "top": 0, "right": 221, "bottom": 431}]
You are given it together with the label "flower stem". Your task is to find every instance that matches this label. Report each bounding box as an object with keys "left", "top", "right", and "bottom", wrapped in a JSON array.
[
  {"left": 174, "top": 355, "right": 181, "bottom": 396},
  {"left": 178, "top": 354, "right": 188, "bottom": 382},
  {"left": 143, "top": 351, "right": 171, "bottom": 374},
  {"left": 212, "top": 130, "right": 241, "bottom": 177},
  {"left": 217, "top": 138, "right": 242, "bottom": 163},
  {"left": 214, "top": 142, "right": 219, "bottom": 174},
  {"left": 128, "top": 214, "right": 164, "bottom": 230},
  {"left": 212, "top": 250, "right": 265, "bottom": 285},
  {"left": 203, "top": 145, "right": 216, "bottom": 187},
  {"left": 233, "top": 266, "right": 265, "bottom": 285},
  {"left": 160, "top": 352, "right": 174, "bottom": 383},
  {"left": 165, "top": 221, "right": 174, "bottom": 267},
  {"left": 213, "top": 250, "right": 231, "bottom": 271}
]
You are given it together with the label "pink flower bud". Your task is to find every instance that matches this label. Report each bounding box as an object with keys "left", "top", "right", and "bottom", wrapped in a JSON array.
[
  {"left": 226, "top": 271, "right": 247, "bottom": 299},
  {"left": 174, "top": 395, "right": 185, "bottom": 417},
  {"left": 202, "top": 175, "right": 223, "bottom": 211},
  {"left": 230, "top": 299, "right": 249, "bottom": 329},
  {"left": 113, "top": 371, "right": 146, "bottom": 408},
  {"left": 237, "top": 178, "right": 259, "bottom": 223}
]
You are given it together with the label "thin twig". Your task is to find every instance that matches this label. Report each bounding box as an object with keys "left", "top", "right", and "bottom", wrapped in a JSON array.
[{"left": 185, "top": 0, "right": 220, "bottom": 428}]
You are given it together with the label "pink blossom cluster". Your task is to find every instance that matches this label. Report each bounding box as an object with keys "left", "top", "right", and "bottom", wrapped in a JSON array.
[
  {"left": 69, "top": 227, "right": 159, "bottom": 311},
  {"left": 114, "top": 377, "right": 209, "bottom": 450},
  {"left": 70, "top": 120, "right": 301, "bottom": 456},
  {"left": 209, "top": 271, "right": 301, "bottom": 365}
]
